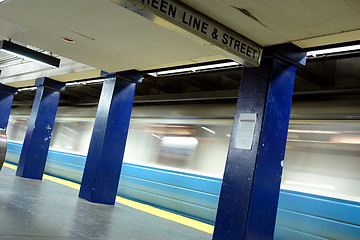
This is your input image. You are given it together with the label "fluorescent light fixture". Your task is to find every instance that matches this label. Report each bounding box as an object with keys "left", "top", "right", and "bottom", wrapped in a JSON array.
[
  {"left": 18, "top": 87, "right": 37, "bottom": 92},
  {"left": 151, "top": 133, "right": 162, "bottom": 140},
  {"left": 65, "top": 82, "right": 82, "bottom": 86},
  {"left": 307, "top": 44, "right": 360, "bottom": 57},
  {"left": 201, "top": 126, "right": 216, "bottom": 134},
  {"left": 148, "top": 61, "right": 240, "bottom": 77},
  {"left": 65, "top": 79, "right": 104, "bottom": 87},
  {"left": 0, "top": 40, "right": 60, "bottom": 68},
  {"left": 84, "top": 79, "right": 104, "bottom": 84}
]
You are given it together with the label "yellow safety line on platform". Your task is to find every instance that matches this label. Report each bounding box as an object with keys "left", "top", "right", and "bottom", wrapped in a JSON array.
[
  {"left": 3, "top": 162, "right": 17, "bottom": 170},
  {"left": 3, "top": 162, "right": 214, "bottom": 234},
  {"left": 115, "top": 196, "right": 214, "bottom": 234},
  {"left": 43, "top": 174, "right": 81, "bottom": 190}
]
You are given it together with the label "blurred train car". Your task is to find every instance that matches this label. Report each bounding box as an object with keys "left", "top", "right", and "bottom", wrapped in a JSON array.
[{"left": 5, "top": 99, "right": 360, "bottom": 240}]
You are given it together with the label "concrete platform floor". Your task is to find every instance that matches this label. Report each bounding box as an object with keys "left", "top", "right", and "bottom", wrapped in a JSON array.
[{"left": 0, "top": 165, "right": 213, "bottom": 240}]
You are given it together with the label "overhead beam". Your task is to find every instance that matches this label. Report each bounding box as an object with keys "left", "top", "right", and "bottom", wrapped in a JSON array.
[
  {"left": 65, "top": 86, "right": 101, "bottom": 99},
  {"left": 181, "top": 78, "right": 218, "bottom": 91},
  {"left": 133, "top": 89, "right": 239, "bottom": 103},
  {"left": 296, "top": 67, "right": 330, "bottom": 87}
]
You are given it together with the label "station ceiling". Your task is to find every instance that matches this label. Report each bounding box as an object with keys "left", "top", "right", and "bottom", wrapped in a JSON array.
[{"left": 0, "top": 0, "right": 360, "bottom": 101}]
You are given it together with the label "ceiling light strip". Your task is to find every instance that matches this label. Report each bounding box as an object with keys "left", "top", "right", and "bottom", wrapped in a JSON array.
[
  {"left": 201, "top": 126, "right": 216, "bottom": 134},
  {"left": 307, "top": 44, "right": 360, "bottom": 58},
  {"left": 148, "top": 61, "right": 240, "bottom": 77}
]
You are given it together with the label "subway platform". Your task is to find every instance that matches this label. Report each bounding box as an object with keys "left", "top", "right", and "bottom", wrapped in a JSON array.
[{"left": 0, "top": 163, "right": 213, "bottom": 240}]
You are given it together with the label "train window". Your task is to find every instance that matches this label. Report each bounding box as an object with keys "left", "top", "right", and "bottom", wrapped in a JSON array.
[
  {"left": 281, "top": 120, "right": 360, "bottom": 202},
  {"left": 123, "top": 119, "right": 233, "bottom": 178},
  {"left": 6, "top": 116, "right": 29, "bottom": 143},
  {"left": 6, "top": 116, "right": 95, "bottom": 157},
  {"left": 49, "top": 119, "right": 94, "bottom": 155}
]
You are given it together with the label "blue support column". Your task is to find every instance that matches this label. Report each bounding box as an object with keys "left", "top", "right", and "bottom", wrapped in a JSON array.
[
  {"left": 16, "top": 78, "right": 65, "bottom": 180},
  {"left": 213, "top": 44, "right": 306, "bottom": 240},
  {"left": 79, "top": 70, "right": 141, "bottom": 205},
  {"left": 0, "top": 84, "right": 17, "bottom": 130}
]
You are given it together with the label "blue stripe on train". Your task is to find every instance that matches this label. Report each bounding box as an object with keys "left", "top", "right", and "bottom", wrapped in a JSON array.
[
  {"left": 121, "top": 163, "right": 222, "bottom": 195},
  {"left": 276, "top": 190, "right": 360, "bottom": 240},
  {"left": 278, "top": 190, "right": 360, "bottom": 226},
  {"left": 5, "top": 141, "right": 360, "bottom": 239},
  {"left": 120, "top": 174, "right": 219, "bottom": 209}
]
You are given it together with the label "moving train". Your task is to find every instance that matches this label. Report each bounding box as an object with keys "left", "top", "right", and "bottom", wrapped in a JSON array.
[{"left": 4, "top": 99, "right": 360, "bottom": 239}]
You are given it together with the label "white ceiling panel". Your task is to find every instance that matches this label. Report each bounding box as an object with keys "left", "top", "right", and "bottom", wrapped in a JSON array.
[
  {"left": 0, "top": 0, "right": 223, "bottom": 73},
  {"left": 0, "top": 0, "right": 360, "bottom": 87},
  {"left": 183, "top": 0, "right": 360, "bottom": 46}
]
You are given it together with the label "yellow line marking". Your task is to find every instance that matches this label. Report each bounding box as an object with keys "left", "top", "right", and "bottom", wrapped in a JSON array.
[
  {"left": 43, "top": 174, "right": 81, "bottom": 190},
  {"left": 115, "top": 196, "right": 214, "bottom": 234},
  {"left": 3, "top": 162, "right": 17, "bottom": 170},
  {"left": 3, "top": 162, "right": 214, "bottom": 234},
  {"left": 3, "top": 163, "right": 82, "bottom": 190}
]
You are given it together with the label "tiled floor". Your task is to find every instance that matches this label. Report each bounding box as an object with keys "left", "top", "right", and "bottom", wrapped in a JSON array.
[{"left": 0, "top": 166, "right": 212, "bottom": 240}]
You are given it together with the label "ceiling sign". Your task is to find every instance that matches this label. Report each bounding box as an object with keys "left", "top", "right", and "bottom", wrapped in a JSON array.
[{"left": 113, "top": 0, "right": 263, "bottom": 67}]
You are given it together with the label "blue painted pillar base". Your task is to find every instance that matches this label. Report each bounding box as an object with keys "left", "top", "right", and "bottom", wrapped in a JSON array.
[
  {"left": 79, "top": 70, "right": 142, "bottom": 205},
  {"left": 213, "top": 44, "right": 306, "bottom": 240},
  {"left": 0, "top": 84, "right": 17, "bottom": 130},
  {"left": 16, "top": 78, "right": 65, "bottom": 180}
]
